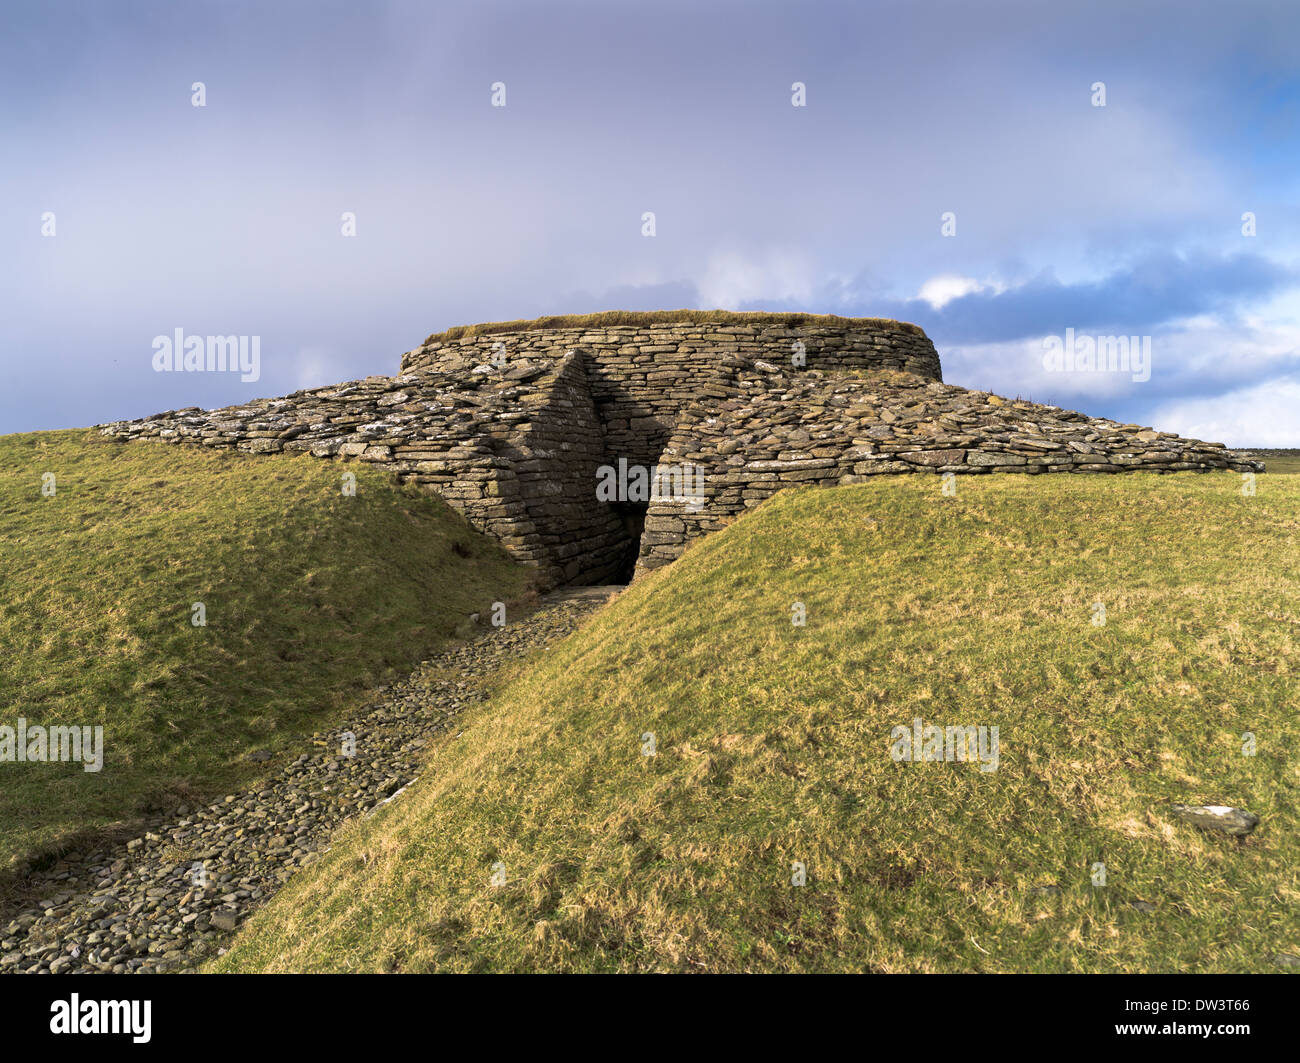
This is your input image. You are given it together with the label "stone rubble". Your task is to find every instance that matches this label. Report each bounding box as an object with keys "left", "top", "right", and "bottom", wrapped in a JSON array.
[{"left": 0, "top": 592, "right": 612, "bottom": 975}]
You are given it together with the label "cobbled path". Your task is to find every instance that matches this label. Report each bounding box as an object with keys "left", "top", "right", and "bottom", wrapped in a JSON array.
[{"left": 0, "top": 588, "right": 616, "bottom": 974}]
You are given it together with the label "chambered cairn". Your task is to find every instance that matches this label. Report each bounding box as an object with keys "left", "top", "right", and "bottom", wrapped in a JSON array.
[{"left": 100, "top": 312, "right": 1262, "bottom": 588}]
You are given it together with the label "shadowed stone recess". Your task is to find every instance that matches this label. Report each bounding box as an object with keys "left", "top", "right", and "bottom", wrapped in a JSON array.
[{"left": 99, "top": 317, "right": 1262, "bottom": 587}]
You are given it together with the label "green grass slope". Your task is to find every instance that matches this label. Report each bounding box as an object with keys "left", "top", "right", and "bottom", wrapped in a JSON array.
[
  {"left": 0, "top": 430, "right": 528, "bottom": 870},
  {"left": 213, "top": 470, "right": 1299, "bottom": 973}
]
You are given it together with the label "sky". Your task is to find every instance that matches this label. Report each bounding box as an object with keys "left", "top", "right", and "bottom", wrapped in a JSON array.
[{"left": 3, "top": 0, "right": 1299, "bottom": 444}]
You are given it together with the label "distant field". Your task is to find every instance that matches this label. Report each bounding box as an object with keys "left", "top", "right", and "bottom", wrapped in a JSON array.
[
  {"left": 213, "top": 470, "right": 1300, "bottom": 973},
  {"left": 0, "top": 430, "right": 528, "bottom": 871},
  {"left": 1249, "top": 449, "right": 1300, "bottom": 476}
]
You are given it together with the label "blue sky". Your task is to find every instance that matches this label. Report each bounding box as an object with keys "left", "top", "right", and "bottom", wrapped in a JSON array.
[{"left": 4, "top": 0, "right": 1299, "bottom": 444}]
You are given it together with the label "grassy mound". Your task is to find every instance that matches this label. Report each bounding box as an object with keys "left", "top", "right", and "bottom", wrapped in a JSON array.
[
  {"left": 213, "top": 469, "right": 1299, "bottom": 973},
  {"left": 421, "top": 309, "right": 925, "bottom": 346},
  {"left": 0, "top": 431, "right": 528, "bottom": 870}
]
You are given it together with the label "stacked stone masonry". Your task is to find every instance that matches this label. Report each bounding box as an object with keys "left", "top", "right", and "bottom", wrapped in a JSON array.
[{"left": 100, "top": 317, "right": 1262, "bottom": 587}]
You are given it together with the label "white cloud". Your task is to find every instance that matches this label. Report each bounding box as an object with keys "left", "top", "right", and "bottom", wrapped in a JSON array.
[
  {"left": 697, "top": 250, "right": 815, "bottom": 310},
  {"left": 940, "top": 335, "right": 1151, "bottom": 404},
  {"left": 1149, "top": 315, "right": 1300, "bottom": 382},
  {"left": 918, "top": 274, "right": 986, "bottom": 310},
  {"left": 1149, "top": 378, "right": 1300, "bottom": 447},
  {"left": 940, "top": 316, "right": 1300, "bottom": 426}
]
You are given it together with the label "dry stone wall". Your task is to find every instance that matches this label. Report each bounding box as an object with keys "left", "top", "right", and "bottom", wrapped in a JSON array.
[
  {"left": 402, "top": 320, "right": 942, "bottom": 468},
  {"left": 636, "top": 366, "right": 1261, "bottom": 572},
  {"left": 100, "top": 316, "right": 1262, "bottom": 587}
]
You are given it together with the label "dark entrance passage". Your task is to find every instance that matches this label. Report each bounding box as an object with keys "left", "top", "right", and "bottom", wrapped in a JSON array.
[{"left": 609, "top": 500, "right": 648, "bottom": 584}]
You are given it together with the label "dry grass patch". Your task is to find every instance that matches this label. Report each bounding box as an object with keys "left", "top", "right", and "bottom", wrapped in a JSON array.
[{"left": 421, "top": 309, "right": 925, "bottom": 346}]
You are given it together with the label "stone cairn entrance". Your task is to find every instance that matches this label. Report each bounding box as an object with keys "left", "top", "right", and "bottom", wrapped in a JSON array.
[{"left": 100, "top": 312, "right": 1262, "bottom": 589}]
